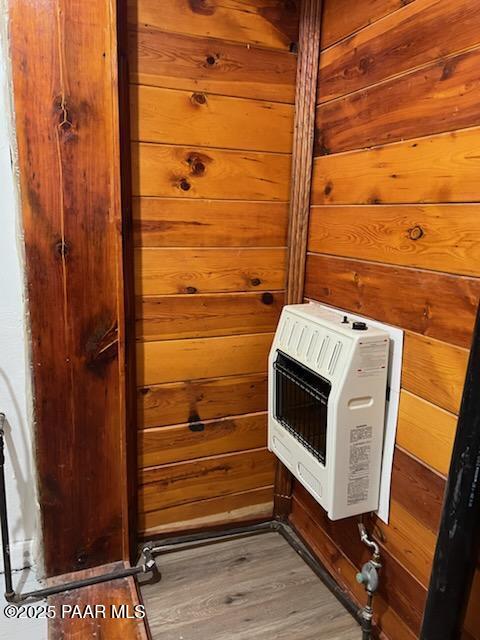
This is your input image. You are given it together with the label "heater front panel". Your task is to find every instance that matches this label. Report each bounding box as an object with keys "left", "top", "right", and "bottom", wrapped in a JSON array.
[
  {"left": 268, "top": 304, "right": 390, "bottom": 519},
  {"left": 273, "top": 351, "right": 330, "bottom": 465}
]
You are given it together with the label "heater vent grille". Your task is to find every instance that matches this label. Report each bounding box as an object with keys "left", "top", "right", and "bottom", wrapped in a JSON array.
[
  {"left": 328, "top": 341, "right": 342, "bottom": 375},
  {"left": 274, "top": 351, "right": 331, "bottom": 465}
]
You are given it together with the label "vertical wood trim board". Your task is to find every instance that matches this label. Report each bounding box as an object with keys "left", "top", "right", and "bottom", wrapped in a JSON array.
[
  {"left": 117, "top": 0, "right": 138, "bottom": 563},
  {"left": 275, "top": 0, "right": 322, "bottom": 519},
  {"left": 285, "top": 0, "right": 322, "bottom": 306},
  {"left": 8, "top": 0, "right": 131, "bottom": 574}
]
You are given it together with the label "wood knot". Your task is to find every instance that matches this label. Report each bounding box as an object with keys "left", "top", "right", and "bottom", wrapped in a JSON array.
[
  {"left": 53, "top": 95, "right": 77, "bottom": 142},
  {"left": 179, "top": 178, "right": 191, "bottom": 191},
  {"left": 185, "top": 286, "right": 197, "bottom": 294},
  {"left": 359, "top": 56, "right": 374, "bottom": 73},
  {"left": 85, "top": 320, "right": 118, "bottom": 376},
  {"left": 205, "top": 55, "right": 216, "bottom": 66},
  {"left": 192, "top": 92, "right": 207, "bottom": 105},
  {"left": 441, "top": 60, "right": 456, "bottom": 81},
  {"left": 54, "top": 239, "right": 70, "bottom": 258},
  {"left": 188, "top": 0, "right": 214, "bottom": 16},
  {"left": 250, "top": 278, "right": 261, "bottom": 287},
  {"left": 186, "top": 153, "right": 206, "bottom": 176},
  {"left": 192, "top": 161, "right": 205, "bottom": 175},
  {"left": 408, "top": 225, "right": 424, "bottom": 241}
]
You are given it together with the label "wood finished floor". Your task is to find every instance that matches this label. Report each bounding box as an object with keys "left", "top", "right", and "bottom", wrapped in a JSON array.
[{"left": 140, "top": 531, "right": 360, "bottom": 640}]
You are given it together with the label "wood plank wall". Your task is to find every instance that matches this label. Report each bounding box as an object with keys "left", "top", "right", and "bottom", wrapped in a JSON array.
[
  {"left": 127, "top": 0, "right": 299, "bottom": 536},
  {"left": 8, "top": 0, "right": 131, "bottom": 575},
  {"left": 289, "top": 1, "right": 480, "bottom": 638}
]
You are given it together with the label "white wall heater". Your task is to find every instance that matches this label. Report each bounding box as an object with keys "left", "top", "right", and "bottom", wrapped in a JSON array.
[{"left": 268, "top": 303, "right": 393, "bottom": 520}]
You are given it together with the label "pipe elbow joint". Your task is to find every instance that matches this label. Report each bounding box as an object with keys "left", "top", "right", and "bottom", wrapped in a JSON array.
[{"left": 4, "top": 590, "right": 18, "bottom": 604}]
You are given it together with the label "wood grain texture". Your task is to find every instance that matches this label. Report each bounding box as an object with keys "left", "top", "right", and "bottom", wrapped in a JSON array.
[
  {"left": 308, "top": 204, "right": 480, "bottom": 277},
  {"left": 139, "top": 412, "right": 268, "bottom": 467},
  {"left": 139, "top": 486, "right": 273, "bottom": 535},
  {"left": 137, "top": 291, "right": 283, "bottom": 341},
  {"left": 136, "top": 247, "right": 286, "bottom": 295},
  {"left": 303, "top": 3, "right": 480, "bottom": 636},
  {"left": 133, "top": 198, "right": 289, "bottom": 247},
  {"left": 320, "top": 0, "right": 414, "bottom": 49},
  {"left": 371, "top": 499, "right": 436, "bottom": 588},
  {"left": 316, "top": 46, "right": 480, "bottom": 155},
  {"left": 141, "top": 533, "right": 360, "bottom": 640},
  {"left": 277, "top": 0, "right": 322, "bottom": 519},
  {"left": 49, "top": 563, "right": 149, "bottom": 639},
  {"left": 140, "top": 449, "right": 275, "bottom": 513},
  {"left": 390, "top": 447, "right": 445, "bottom": 535},
  {"left": 131, "top": 85, "right": 294, "bottom": 153},
  {"left": 129, "top": 0, "right": 297, "bottom": 536},
  {"left": 8, "top": 0, "right": 130, "bottom": 575},
  {"left": 128, "top": 26, "right": 297, "bottom": 102},
  {"left": 396, "top": 390, "right": 457, "bottom": 476},
  {"left": 274, "top": 459, "right": 294, "bottom": 518},
  {"left": 305, "top": 254, "right": 480, "bottom": 347},
  {"left": 311, "top": 127, "right": 480, "bottom": 205},
  {"left": 285, "top": 0, "right": 321, "bottom": 305},
  {"left": 293, "top": 484, "right": 426, "bottom": 636},
  {"left": 290, "top": 496, "right": 417, "bottom": 640},
  {"left": 138, "top": 374, "right": 268, "bottom": 429},
  {"left": 318, "top": 0, "right": 480, "bottom": 103},
  {"left": 132, "top": 142, "right": 291, "bottom": 200},
  {"left": 402, "top": 332, "right": 468, "bottom": 414},
  {"left": 137, "top": 333, "right": 273, "bottom": 385},
  {"left": 128, "top": 0, "right": 299, "bottom": 51}
]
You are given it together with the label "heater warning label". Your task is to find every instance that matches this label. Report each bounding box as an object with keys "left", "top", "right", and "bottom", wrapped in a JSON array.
[
  {"left": 347, "top": 424, "right": 372, "bottom": 505},
  {"left": 356, "top": 340, "right": 388, "bottom": 378}
]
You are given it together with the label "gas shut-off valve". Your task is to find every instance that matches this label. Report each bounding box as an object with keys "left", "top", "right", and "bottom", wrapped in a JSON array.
[
  {"left": 356, "top": 557, "right": 380, "bottom": 593},
  {"left": 356, "top": 523, "right": 382, "bottom": 639},
  {"left": 356, "top": 522, "right": 381, "bottom": 591}
]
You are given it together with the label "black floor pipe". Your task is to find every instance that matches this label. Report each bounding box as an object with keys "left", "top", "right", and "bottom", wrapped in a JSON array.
[
  {"left": 420, "top": 302, "right": 480, "bottom": 639},
  {"left": 149, "top": 521, "right": 274, "bottom": 550},
  {"left": 149, "top": 519, "right": 363, "bottom": 627},
  {"left": 15, "top": 565, "right": 148, "bottom": 602}
]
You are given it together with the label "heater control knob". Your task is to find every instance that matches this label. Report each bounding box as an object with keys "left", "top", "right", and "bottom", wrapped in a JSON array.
[{"left": 352, "top": 321, "right": 368, "bottom": 331}]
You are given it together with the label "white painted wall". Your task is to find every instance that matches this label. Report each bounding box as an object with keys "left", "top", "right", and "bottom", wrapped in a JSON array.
[{"left": 0, "top": 3, "right": 46, "bottom": 638}]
